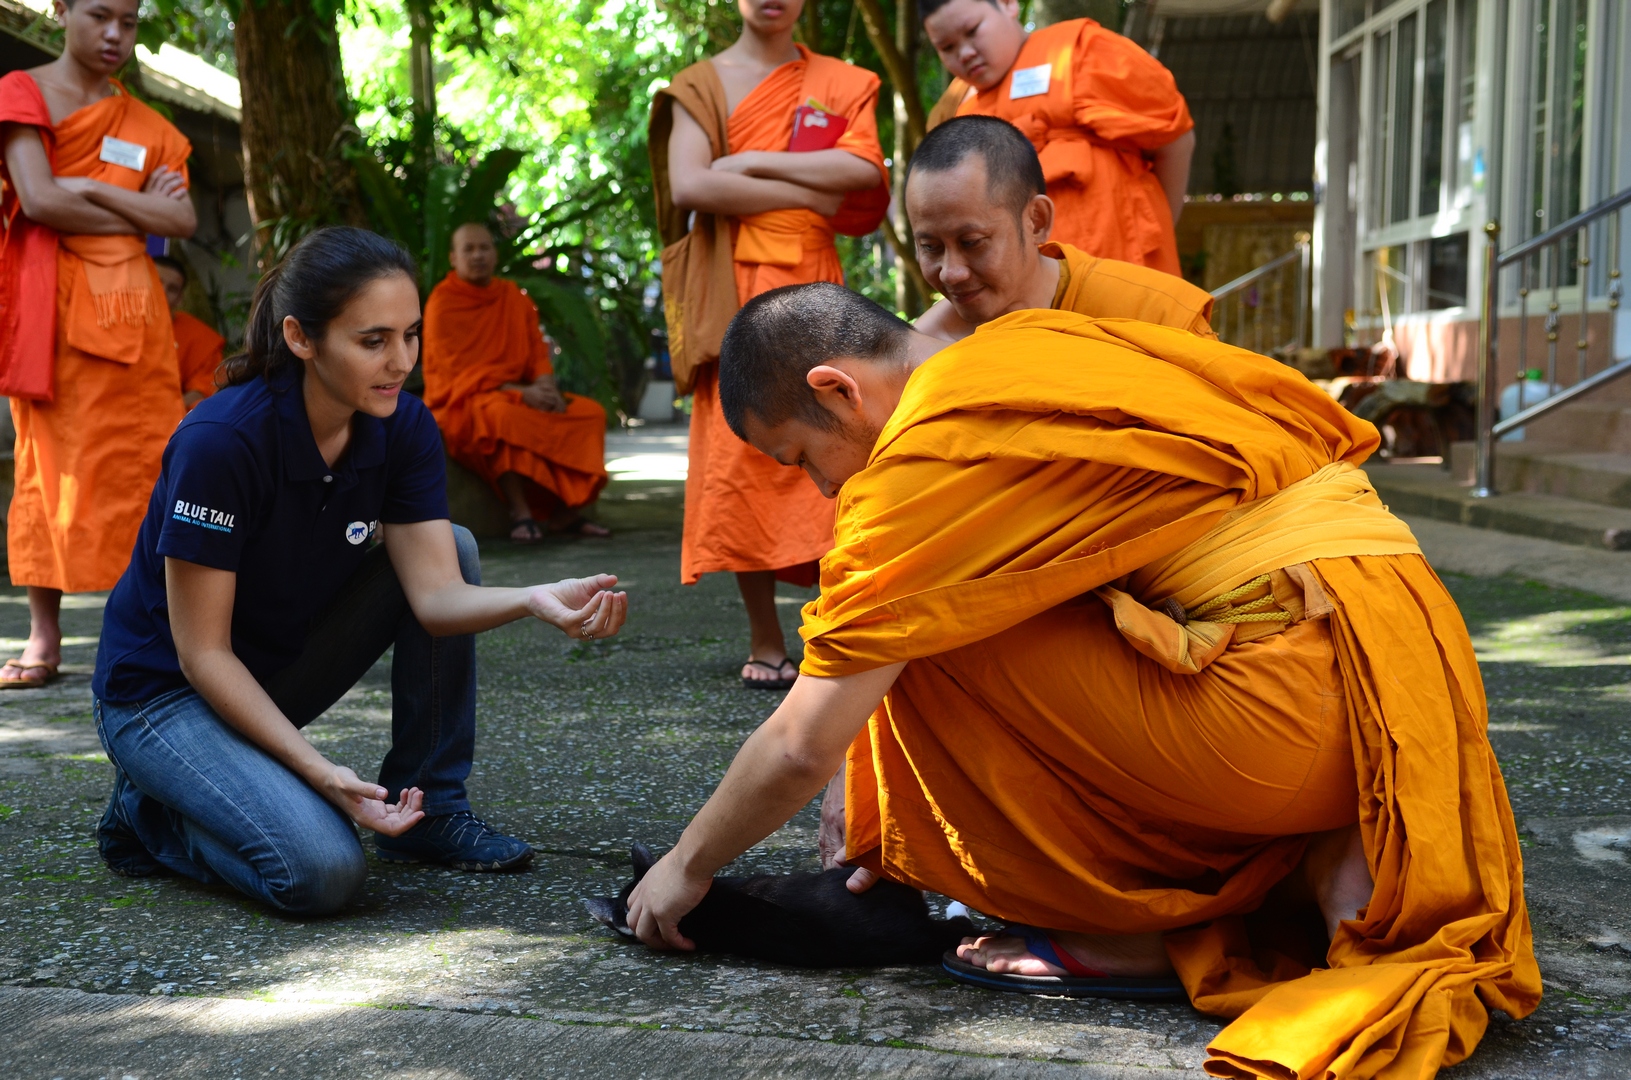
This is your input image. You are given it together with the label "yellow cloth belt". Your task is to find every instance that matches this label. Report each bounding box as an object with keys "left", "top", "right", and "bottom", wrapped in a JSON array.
[{"left": 1098, "top": 462, "right": 1421, "bottom": 674}]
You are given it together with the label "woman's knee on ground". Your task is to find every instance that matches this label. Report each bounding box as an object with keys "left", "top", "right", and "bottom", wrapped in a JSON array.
[
  {"left": 266, "top": 831, "right": 367, "bottom": 916},
  {"left": 452, "top": 524, "right": 481, "bottom": 587}
]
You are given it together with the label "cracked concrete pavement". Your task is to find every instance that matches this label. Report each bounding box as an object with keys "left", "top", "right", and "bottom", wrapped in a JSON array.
[{"left": 0, "top": 431, "right": 1628, "bottom": 1078}]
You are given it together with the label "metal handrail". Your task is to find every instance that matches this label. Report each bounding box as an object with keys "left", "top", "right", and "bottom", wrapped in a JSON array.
[
  {"left": 1209, "top": 237, "right": 1312, "bottom": 355},
  {"left": 1472, "top": 189, "right": 1631, "bottom": 497}
]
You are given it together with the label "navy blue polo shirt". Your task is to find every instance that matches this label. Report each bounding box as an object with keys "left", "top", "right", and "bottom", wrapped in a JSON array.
[{"left": 93, "top": 373, "right": 449, "bottom": 704}]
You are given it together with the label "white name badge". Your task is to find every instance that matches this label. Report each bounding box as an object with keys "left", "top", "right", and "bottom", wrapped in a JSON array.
[
  {"left": 1009, "top": 63, "right": 1052, "bottom": 100},
  {"left": 99, "top": 135, "right": 147, "bottom": 172}
]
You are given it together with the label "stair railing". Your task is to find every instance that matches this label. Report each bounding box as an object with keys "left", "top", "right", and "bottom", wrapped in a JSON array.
[
  {"left": 1472, "top": 187, "right": 1631, "bottom": 497},
  {"left": 1209, "top": 232, "right": 1311, "bottom": 357}
]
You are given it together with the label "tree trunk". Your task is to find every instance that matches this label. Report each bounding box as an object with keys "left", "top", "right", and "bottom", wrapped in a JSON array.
[
  {"left": 407, "top": 0, "right": 438, "bottom": 123},
  {"left": 234, "top": 0, "right": 367, "bottom": 269},
  {"left": 892, "top": 0, "right": 925, "bottom": 314}
]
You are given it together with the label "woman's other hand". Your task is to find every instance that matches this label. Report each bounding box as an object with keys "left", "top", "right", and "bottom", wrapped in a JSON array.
[
  {"left": 322, "top": 765, "right": 425, "bottom": 835},
  {"left": 527, "top": 575, "right": 628, "bottom": 640},
  {"left": 626, "top": 848, "right": 712, "bottom": 951}
]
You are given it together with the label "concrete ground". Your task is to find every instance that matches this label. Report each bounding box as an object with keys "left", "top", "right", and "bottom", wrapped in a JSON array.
[{"left": 1, "top": 428, "right": 1628, "bottom": 1079}]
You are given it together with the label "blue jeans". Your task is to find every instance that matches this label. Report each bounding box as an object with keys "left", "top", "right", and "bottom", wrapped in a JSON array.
[{"left": 95, "top": 525, "right": 482, "bottom": 914}]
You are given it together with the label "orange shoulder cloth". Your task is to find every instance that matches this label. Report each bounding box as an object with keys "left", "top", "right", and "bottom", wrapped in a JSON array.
[
  {"left": 648, "top": 62, "right": 736, "bottom": 395},
  {"left": 1045, "top": 241, "right": 1216, "bottom": 338}
]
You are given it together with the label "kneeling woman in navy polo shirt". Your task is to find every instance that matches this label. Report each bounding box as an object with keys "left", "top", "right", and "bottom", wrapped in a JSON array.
[{"left": 91, "top": 227, "right": 627, "bottom": 914}]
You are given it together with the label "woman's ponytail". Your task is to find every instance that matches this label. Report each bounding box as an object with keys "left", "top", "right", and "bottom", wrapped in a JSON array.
[{"left": 219, "top": 227, "right": 417, "bottom": 388}]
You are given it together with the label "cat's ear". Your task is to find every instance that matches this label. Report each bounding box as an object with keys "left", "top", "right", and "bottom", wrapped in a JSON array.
[{"left": 631, "top": 842, "right": 657, "bottom": 879}]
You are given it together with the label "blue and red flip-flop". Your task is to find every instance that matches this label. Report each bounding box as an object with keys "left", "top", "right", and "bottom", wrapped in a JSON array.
[{"left": 942, "top": 924, "right": 1187, "bottom": 1001}]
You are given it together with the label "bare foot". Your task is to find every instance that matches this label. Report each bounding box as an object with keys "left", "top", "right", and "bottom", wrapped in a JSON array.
[
  {"left": 509, "top": 518, "right": 544, "bottom": 544},
  {"left": 548, "top": 512, "right": 610, "bottom": 537},
  {"left": 1307, "top": 824, "right": 1374, "bottom": 937},
  {"left": 955, "top": 928, "right": 1173, "bottom": 978}
]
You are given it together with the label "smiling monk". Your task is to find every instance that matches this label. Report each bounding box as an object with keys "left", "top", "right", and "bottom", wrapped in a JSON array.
[
  {"left": 909, "top": 116, "right": 1213, "bottom": 342},
  {"left": 627, "top": 283, "right": 1540, "bottom": 1080},
  {"left": 421, "top": 223, "right": 609, "bottom": 542},
  {"left": 0, "top": 0, "right": 194, "bottom": 688},
  {"left": 649, "top": 0, "right": 889, "bottom": 688},
  {"left": 922, "top": 0, "right": 1193, "bottom": 275}
]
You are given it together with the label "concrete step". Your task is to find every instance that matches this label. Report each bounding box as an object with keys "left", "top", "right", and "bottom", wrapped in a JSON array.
[
  {"left": 1524, "top": 400, "right": 1631, "bottom": 453},
  {"left": 1448, "top": 440, "right": 1631, "bottom": 510},
  {"left": 1368, "top": 461, "right": 1631, "bottom": 551}
]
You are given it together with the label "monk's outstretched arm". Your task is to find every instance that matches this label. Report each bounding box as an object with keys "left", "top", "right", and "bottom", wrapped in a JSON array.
[
  {"left": 712, "top": 149, "right": 883, "bottom": 193},
  {"left": 626, "top": 662, "right": 905, "bottom": 950},
  {"left": 667, "top": 103, "right": 844, "bottom": 218},
  {"left": 2, "top": 124, "right": 136, "bottom": 234}
]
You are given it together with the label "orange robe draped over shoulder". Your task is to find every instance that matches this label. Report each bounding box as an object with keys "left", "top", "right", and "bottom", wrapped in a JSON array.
[
  {"left": 422, "top": 273, "right": 607, "bottom": 513},
  {"left": 932, "top": 20, "right": 1192, "bottom": 275},
  {"left": 0, "top": 73, "right": 187, "bottom": 593},
  {"left": 662, "top": 48, "right": 889, "bottom": 585},
  {"left": 1047, "top": 241, "right": 1214, "bottom": 337},
  {"left": 173, "top": 309, "right": 223, "bottom": 406},
  {"left": 801, "top": 311, "right": 1538, "bottom": 1080}
]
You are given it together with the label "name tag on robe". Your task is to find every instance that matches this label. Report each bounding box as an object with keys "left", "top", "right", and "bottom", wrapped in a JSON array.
[
  {"left": 99, "top": 136, "right": 147, "bottom": 172},
  {"left": 1008, "top": 64, "right": 1051, "bottom": 100}
]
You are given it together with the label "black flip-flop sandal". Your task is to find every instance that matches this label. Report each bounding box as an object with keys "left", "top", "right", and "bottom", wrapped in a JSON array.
[
  {"left": 942, "top": 924, "right": 1187, "bottom": 1001},
  {"left": 509, "top": 518, "right": 545, "bottom": 545},
  {"left": 741, "top": 658, "right": 798, "bottom": 690}
]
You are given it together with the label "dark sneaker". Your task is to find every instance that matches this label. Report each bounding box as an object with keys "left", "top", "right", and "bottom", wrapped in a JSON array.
[
  {"left": 96, "top": 770, "right": 165, "bottom": 878},
  {"left": 375, "top": 811, "right": 534, "bottom": 871}
]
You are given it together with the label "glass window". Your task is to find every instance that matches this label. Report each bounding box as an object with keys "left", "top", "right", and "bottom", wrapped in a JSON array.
[
  {"left": 1337, "top": 0, "right": 1370, "bottom": 37},
  {"left": 1426, "top": 232, "right": 1469, "bottom": 308},
  {"left": 1418, "top": 0, "right": 1447, "bottom": 217},
  {"left": 1370, "top": 28, "right": 1393, "bottom": 228},
  {"left": 1368, "top": 245, "right": 1408, "bottom": 318},
  {"left": 1452, "top": 0, "right": 1479, "bottom": 209},
  {"left": 1389, "top": 14, "right": 1417, "bottom": 225}
]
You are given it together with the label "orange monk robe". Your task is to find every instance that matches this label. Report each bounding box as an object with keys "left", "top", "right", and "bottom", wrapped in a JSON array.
[
  {"left": 1046, "top": 241, "right": 1215, "bottom": 337},
  {"left": 800, "top": 311, "right": 1538, "bottom": 1080},
  {"left": 931, "top": 20, "right": 1192, "bottom": 275},
  {"left": 0, "top": 73, "right": 187, "bottom": 593},
  {"left": 673, "top": 47, "right": 889, "bottom": 585},
  {"left": 173, "top": 309, "right": 224, "bottom": 406},
  {"left": 421, "top": 272, "right": 607, "bottom": 513}
]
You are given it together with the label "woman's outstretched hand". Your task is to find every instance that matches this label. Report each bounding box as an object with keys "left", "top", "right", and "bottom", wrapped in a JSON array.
[
  {"left": 322, "top": 765, "right": 425, "bottom": 836},
  {"left": 626, "top": 848, "right": 712, "bottom": 952},
  {"left": 527, "top": 574, "right": 628, "bottom": 640}
]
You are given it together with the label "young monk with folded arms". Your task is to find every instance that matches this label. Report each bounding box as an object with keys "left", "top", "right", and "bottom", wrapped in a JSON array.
[
  {"left": 626, "top": 282, "right": 1539, "bottom": 1080},
  {"left": 0, "top": 0, "right": 195, "bottom": 689},
  {"left": 922, "top": 0, "right": 1194, "bottom": 276},
  {"left": 649, "top": 0, "right": 889, "bottom": 689}
]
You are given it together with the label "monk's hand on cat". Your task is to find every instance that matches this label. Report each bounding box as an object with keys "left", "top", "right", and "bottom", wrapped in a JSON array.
[
  {"left": 520, "top": 377, "right": 565, "bottom": 413},
  {"left": 322, "top": 765, "right": 425, "bottom": 836},
  {"left": 527, "top": 575, "right": 627, "bottom": 639},
  {"left": 818, "top": 766, "right": 846, "bottom": 869},
  {"left": 626, "top": 850, "right": 709, "bottom": 951}
]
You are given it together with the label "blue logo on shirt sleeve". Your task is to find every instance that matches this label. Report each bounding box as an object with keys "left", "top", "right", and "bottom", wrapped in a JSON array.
[{"left": 173, "top": 499, "right": 235, "bottom": 534}]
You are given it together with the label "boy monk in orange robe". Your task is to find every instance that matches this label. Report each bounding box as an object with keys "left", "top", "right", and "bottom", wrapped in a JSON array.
[
  {"left": 648, "top": 0, "right": 888, "bottom": 687},
  {"left": 154, "top": 254, "right": 223, "bottom": 409},
  {"left": 422, "top": 222, "right": 609, "bottom": 541},
  {"left": 0, "top": 0, "right": 194, "bottom": 688},
  {"left": 923, "top": 0, "right": 1194, "bottom": 276},
  {"left": 909, "top": 116, "right": 1214, "bottom": 341},
  {"left": 628, "top": 283, "right": 1540, "bottom": 1080}
]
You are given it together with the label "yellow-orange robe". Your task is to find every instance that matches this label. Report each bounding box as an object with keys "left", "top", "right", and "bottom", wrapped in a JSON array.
[
  {"left": 931, "top": 20, "right": 1192, "bottom": 275},
  {"left": 173, "top": 309, "right": 223, "bottom": 406},
  {"left": 800, "top": 310, "right": 1538, "bottom": 1080},
  {"left": 654, "top": 48, "right": 889, "bottom": 585},
  {"left": 0, "top": 73, "right": 187, "bottom": 593},
  {"left": 1046, "top": 241, "right": 1215, "bottom": 337},
  {"left": 421, "top": 272, "right": 607, "bottom": 513}
]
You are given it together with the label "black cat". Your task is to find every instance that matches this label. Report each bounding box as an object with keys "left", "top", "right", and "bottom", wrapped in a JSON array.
[{"left": 586, "top": 842, "right": 977, "bottom": 968}]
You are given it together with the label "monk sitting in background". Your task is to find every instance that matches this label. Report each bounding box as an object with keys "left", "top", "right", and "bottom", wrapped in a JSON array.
[
  {"left": 422, "top": 222, "right": 609, "bottom": 541},
  {"left": 0, "top": 0, "right": 193, "bottom": 688},
  {"left": 649, "top": 0, "right": 888, "bottom": 688},
  {"left": 923, "top": 0, "right": 1194, "bottom": 276},
  {"left": 154, "top": 254, "right": 222, "bottom": 409},
  {"left": 627, "top": 282, "right": 1539, "bottom": 1080},
  {"left": 910, "top": 116, "right": 1214, "bottom": 341}
]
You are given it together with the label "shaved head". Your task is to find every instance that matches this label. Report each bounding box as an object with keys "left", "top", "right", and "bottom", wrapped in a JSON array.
[
  {"left": 449, "top": 222, "right": 498, "bottom": 286},
  {"left": 907, "top": 116, "right": 1045, "bottom": 219},
  {"left": 719, "top": 282, "right": 912, "bottom": 439}
]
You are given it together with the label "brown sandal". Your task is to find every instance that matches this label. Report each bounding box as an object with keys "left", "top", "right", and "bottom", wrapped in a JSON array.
[{"left": 0, "top": 659, "right": 59, "bottom": 689}]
